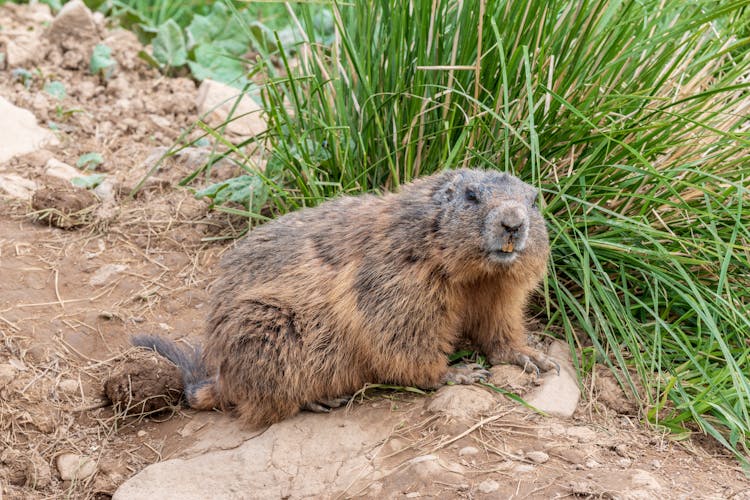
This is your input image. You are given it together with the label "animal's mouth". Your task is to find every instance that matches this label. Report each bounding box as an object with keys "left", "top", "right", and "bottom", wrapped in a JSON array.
[{"left": 489, "top": 247, "right": 518, "bottom": 263}]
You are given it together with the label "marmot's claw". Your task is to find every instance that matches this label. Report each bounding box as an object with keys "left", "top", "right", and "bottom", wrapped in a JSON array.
[
  {"left": 519, "top": 355, "right": 541, "bottom": 377},
  {"left": 303, "top": 395, "right": 351, "bottom": 413},
  {"left": 443, "top": 363, "right": 491, "bottom": 385},
  {"left": 321, "top": 396, "right": 351, "bottom": 408},
  {"left": 303, "top": 402, "right": 331, "bottom": 413}
]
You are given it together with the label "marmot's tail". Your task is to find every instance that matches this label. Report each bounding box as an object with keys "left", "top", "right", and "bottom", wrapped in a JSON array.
[{"left": 131, "top": 334, "right": 219, "bottom": 411}]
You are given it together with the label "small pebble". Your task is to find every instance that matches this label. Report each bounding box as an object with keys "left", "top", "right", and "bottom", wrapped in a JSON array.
[
  {"left": 525, "top": 451, "right": 549, "bottom": 464},
  {"left": 478, "top": 479, "right": 500, "bottom": 494},
  {"left": 0, "top": 363, "right": 17, "bottom": 386},
  {"left": 58, "top": 379, "right": 79, "bottom": 395},
  {"left": 513, "top": 464, "right": 535, "bottom": 473},
  {"left": 405, "top": 492, "right": 420, "bottom": 498},
  {"left": 566, "top": 426, "right": 597, "bottom": 443},
  {"left": 458, "top": 446, "right": 479, "bottom": 456},
  {"left": 617, "top": 457, "right": 632, "bottom": 468},
  {"left": 56, "top": 453, "right": 96, "bottom": 481},
  {"left": 585, "top": 458, "right": 602, "bottom": 469},
  {"left": 137, "top": 430, "right": 147, "bottom": 437}
]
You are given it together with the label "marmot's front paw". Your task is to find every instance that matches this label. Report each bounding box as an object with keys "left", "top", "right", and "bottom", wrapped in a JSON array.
[
  {"left": 490, "top": 347, "right": 560, "bottom": 377},
  {"left": 441, "top": 363, "right": 492, "bottom": 385},
  {"left": 302, "top": 396, "right": 351, "bottom": 413}
]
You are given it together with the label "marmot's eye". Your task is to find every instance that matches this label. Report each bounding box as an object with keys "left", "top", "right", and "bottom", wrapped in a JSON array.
[{"left": 464, "top": 188, "right": 479, "bottom": 203}]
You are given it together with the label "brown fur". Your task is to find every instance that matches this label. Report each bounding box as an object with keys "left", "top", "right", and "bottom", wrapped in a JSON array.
[{"left": 182, "top": 168, "right": 556, "bottom": 427}]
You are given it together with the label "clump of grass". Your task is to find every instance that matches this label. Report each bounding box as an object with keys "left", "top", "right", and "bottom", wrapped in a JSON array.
[{"left": 192, "top": 0, "right": 750, "bottom": 464}]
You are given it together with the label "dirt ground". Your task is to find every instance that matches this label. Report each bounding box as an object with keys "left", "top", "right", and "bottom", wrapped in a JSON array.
[{"left": 0, "top": 3, "right": 748, "bottom": 499}]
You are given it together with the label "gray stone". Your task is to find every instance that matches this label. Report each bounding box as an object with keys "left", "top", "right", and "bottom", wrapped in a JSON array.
[
  {"left": 0, "top": 174, "right": 38, "bottom": 200},
  {"left": 567, "top": 426, "right": 597, "bottom": 443},
  {"left": 0, "top": 363, "right": 17, "bottom": 386},
  {"left": 0, "top": 97, "right": 59, "bottom": 164},
  {"left": 525, "top": 340, "right": 580, "bottom": 417},
  {"left": 525, "top": 450, "right": 549, "bottom": 464},
  {"left": 477, "top": 479, "right": 499, "bottom": 493},
  {"left": 458, "top": 446, "right": 479, "bottom": 457},
  {"left": 425, "top": 385, "right": 496, "bottom": 420},
  {"left": 195, "top": 79, "right": 266, "bottom": 140},
  {"left": 44, "top": 159, "right": 80, "bottom": 182},
  {"left": 56, "top": 453, "right": 96, "bottom": 481},
  {"left": 58, "top": 379, "right": 80, "bottom": 395},
  {"left": 46, "top": 0, "right": 98, "bottom": 45},
  {"left": 114, "top": 409, "right": 395, "bottom": 499},
  {"left": 2, "top": 34, "right": 45, "bottom": 67},
  {"left": 88, "top": 264, "right": 128, "bottom": 287}
]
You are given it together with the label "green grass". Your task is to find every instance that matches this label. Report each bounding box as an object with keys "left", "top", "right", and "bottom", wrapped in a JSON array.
[{"left": 185, "top": 0, "right": 750, "bottom": 464}]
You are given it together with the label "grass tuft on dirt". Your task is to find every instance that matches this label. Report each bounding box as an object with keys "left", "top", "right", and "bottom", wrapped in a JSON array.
[{"left": 182, "top": 0, "right": 750, "bottom": 464}]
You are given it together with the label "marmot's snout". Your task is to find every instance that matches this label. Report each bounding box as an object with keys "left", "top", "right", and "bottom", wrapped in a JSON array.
[{"left": 484, "top": 201, "right": 530, "bottom": 263}]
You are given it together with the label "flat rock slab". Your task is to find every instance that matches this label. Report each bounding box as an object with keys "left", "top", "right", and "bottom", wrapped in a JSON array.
[
  {"left": 525, "top": 340, "right": 580, "bottom": 417},
  {"left": 114, "top": 408, "right": 398, "bottom": 500},
  {"left": 0, "top": 96, "right": 58, "bottom": 164}
]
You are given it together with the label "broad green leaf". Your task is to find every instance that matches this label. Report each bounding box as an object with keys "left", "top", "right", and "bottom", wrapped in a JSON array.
[
  {"left": 71, "top": 174, "right": 106, "bottom": 189},
  {"left": 195, "top": 174, "right": 269, "bottom": 212},
  {"left": 187, "top": 45, "right": 246, "bottom": 85},
  {"left": 152, "top": 19, "right": 187, "bottom": 68},
  {"left": 76, "top": 152, "right": 104, "bottom": 170},
  {"left": 90, "top": 44, "right": 116, "bottom": 79},
  {"left": 44, "top": 81, "right": 66, "bottom": 100}
]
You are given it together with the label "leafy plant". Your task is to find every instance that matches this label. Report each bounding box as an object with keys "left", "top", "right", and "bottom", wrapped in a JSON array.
[
  {"left": 43, "top": 80, "right": 66, "bottom": 100},
  {"left": 90, "top": 43, "right": 117, "bottom": 80},
  {"left": 72, "top": 173, "right": 106, "bottom": 188},
  {"left": 77, "top": 152, "right": 104, "bottom": 170}
]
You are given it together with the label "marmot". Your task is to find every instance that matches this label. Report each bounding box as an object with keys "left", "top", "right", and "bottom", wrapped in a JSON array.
[{"left": 134, "top": 168, "right": 558, "bottom": 426}]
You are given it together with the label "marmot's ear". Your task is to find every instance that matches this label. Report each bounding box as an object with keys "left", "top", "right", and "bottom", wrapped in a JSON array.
[{"left": 433, "top": 171, "right": 464, "bottom": 203}]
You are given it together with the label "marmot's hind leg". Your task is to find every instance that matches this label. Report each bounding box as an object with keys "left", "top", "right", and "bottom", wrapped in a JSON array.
[{"left": 209, "top": 298, "right": 310, "bottom": 425}]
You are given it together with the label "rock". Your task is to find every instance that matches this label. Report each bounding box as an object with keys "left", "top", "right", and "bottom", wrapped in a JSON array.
[
  {"left": 45, "top": 0, "right": 98, "bottom": 45},
  {"left": 407, "top": 455, "right": 464, "bottom": 483},
  {"left": 617, "top": 457, "right": 632, "bottom": 468},
  {"left": 477, "top": 479, "right": 500, "bottom": 494},
  {"left": 44, "top": 159, "right": 80, "bottom": 182},
  {"left": 0, "top": 363, "right": 17, "bottom": 386},
  {"left": 513, "top": 463, "right": 536, "bottom": 473},
  {"left": 2, "top": 34, "right": 45, "bottom": 67},
  {"left": 524, "top": 340, "right": 580, "bottom": 417},
  {"left": 56, "top": 453, "right": 96, "bottom": 481},
  {"left": 525, "top": 451, "right": 549, "bottom": 464},
  {"left": 458, "top": 446, "right": 479, "bottom": 457},
  {"left": 88, "top": 264, "right": 128, "bottom": 287},
  {"left": 425, "top": 385, "right": 496, "bottom": 420},
  {"left": 195, "top": 79, "right": 266, "bottom": 140},
  {"left": 0, "top": 97, "right": 59, "bottom": 164},
  {"left": 93, "top": 178, "right": 119, "bottom": 203},
  {"left": 0, "top": 174, "right": 38, "bottom": 200},
  {"left": 585, "top": 458, "right": 602, "bottom": 469},
  {"left": 114, "top": 409, "right": 395, "bottom": 499},
  {"left": 58, "top": 379, "right": 80, "bottom": 395},
  {"left": 566, "top": 426, "right": 597, "bottom": 444}
]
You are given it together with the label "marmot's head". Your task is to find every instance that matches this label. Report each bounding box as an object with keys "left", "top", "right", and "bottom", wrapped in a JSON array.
[{"left": 431, "top": 169, "right": 549, "bottom": 272}]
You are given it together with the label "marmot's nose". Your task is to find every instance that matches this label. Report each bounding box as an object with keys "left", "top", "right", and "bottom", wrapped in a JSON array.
[
  {"left": 499, "top": 206, "right": 525, "bottom": 233},
  {"left": 502, "top": 222, "right": 522, "bottom": 235}
]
